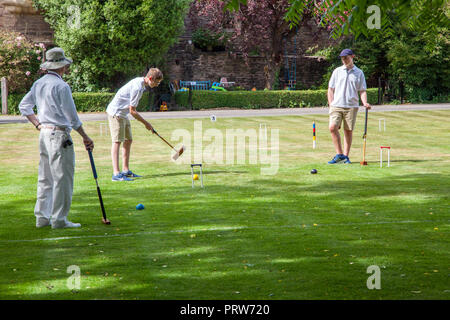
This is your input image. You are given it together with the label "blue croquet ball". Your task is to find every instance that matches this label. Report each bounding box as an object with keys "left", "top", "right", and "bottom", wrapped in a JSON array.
[
  {"left": 310, "top": 169, "right": 318, "bottom": 174},
  {"left": 136, "top": 204, "right": 145, "bottom": 210}
]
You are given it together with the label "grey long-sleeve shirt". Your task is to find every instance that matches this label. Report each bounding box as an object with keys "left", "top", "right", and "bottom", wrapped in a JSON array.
[{"left": 19, "top": 71, "right": 82, "bottom": 130}]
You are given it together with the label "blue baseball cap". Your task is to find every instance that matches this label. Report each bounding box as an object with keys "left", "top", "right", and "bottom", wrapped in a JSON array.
[{"left": 339, "top": 49, "right": 354, "bottom": 56}]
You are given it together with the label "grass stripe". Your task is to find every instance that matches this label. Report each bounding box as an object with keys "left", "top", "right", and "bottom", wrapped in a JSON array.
[{"left": 3, "top": 219, "right": 447, "bottom": 243}]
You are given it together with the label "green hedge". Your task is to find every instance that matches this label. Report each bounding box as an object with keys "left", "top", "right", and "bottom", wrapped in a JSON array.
[
  {"left": 174, "top": 88, "right": 379, "bottom": 109},
  {"left": 72, "top": 92, "right": 115, "bottom": 113},
  {"left": 73, "top": 92, "right": 151, "bottom": 112},
  {"left": 3, "top": 93, "right": 26, "bottom": 115},
  {"left": 2, "top": 89, "right": 378, "bottom": 115},
  {"left": 2, "top": 91, "right": 151, "bottom": 115}
]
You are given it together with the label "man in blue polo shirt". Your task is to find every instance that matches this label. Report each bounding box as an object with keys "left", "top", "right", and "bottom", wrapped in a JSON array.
[{"left": 327, "top": 49, "right": 371, "bottom": 164}]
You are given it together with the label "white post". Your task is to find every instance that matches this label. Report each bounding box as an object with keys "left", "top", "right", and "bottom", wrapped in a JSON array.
[
  {"left": 380, "top": 148, "right": 382, "bottom": 167},
  {"left": 1, "top": 77, "right": 7, "bottom": 115},
  {"left": 260, "top": 123, "right": 267, "bottom": 140},
  {"left": 200, "top": 165, "right": 204, "bottom": 188},
  {"left": 380, "top": 147, "right": 391, "bottom": 167},
  {"left": 379, "top": 118, "right": 386, "bottom": 132},
  {"left": 99, "top": 123, "right": 107, "bottom": 136}
]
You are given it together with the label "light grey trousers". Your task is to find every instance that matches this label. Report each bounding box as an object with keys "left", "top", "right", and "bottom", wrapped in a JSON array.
[{"left": 34, "top": 128, "right": 75, "bottom": 227}]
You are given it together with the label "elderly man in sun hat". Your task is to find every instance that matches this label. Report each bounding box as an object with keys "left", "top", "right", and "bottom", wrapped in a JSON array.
[
  {"left": 19, "top": 47, "right": 94, "bottom": 229},
  {"left": 327, "top": 48, "right": 371, "bottom": 164}
]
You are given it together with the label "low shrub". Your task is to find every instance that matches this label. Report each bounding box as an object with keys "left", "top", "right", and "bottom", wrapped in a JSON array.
[
  {"left": 4, "top": 91, "right": 151, "bottom": 115},
  {"left": 2, "top": 93, "right": 26, "bottom": 115},
  {"left": 4, "top": 89, "right": 378, "bottom": 115},
  {"left": 174, "top": 88, "right": 379, "bottom": 109},
  {"left": 192, "top": 28, "right": 228, "bottom": 51},
  {"left": 0, "top": 30, "right": 46, "bottom": 94},
  {"left": 73, "top": 92, "right": 151, "bottom": 112}
]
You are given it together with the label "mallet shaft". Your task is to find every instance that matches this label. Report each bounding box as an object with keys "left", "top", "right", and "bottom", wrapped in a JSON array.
[
  {"left": 154, "top": 130, "right": 176, "bottom": 151},
  {"left": 88, "top": 149, "right": 109, "bottom": 224},
  {"left": 360, "top": 108, "right": 369, "bottom": 165}
]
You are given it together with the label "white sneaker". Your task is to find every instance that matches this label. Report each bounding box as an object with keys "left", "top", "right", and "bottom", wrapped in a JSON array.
[
  {"left": 52, "top": 221, "right": 81, "bottom": 229},
  {"left": 36, "top": 218, "right": 51, "bottom": 228}
]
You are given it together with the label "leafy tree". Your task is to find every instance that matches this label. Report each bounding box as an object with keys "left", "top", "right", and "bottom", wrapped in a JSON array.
[
  {"left": 34, "top": 0, "right": 190, "bottom": 91},
  {"left": 190, "top": 0, "right": 327, "bottom": 89},
  {"left": 312, "top": 34, "right": 389, "bottom": 89},
  {"left": 387, "top": 27, "right": 449, "bottom": 102},
  {"left": 222, "top": 0, "right": 449, "bottom": 100},
  {"left": 313, "top": 25, "right": 449, "bottom": 102},
  {"left": 225, "top": 0, "right": 449, "bottom": 39}
]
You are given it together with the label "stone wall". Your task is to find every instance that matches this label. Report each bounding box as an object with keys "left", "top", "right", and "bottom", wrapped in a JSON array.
[
  {"left": 0, "top": 1, "right": 335, "bottom": 90},
  {"left": 167, "top": 16, "right": 335, "bottom": 90},
  {"left": 0, "top": 0, "right": 53, "bottom": 44},
  {"left": 167, "top": 47, "right": 329, "bottom": 90},
  {"left": 167, "top": 47, "right": 268, "bottom": 90}
]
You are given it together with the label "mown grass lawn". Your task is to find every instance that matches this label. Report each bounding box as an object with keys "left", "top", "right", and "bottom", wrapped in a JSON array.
[{"left": 0, "top": 109, "right": 448, "bottom": 300}]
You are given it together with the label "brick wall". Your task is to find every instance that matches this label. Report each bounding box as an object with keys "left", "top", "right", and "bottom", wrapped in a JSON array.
[
  {"left": 0, "top": 1, "right": 53, "bottom": 44},
  {"left": 0, "top": 2, "right": 334, "bottom": 90},
  {"left": 167, "top": 17, "right": 335, "bottom": 90},
  {"left": 167, "top": 48, "right": 329, "bottom": 90}
]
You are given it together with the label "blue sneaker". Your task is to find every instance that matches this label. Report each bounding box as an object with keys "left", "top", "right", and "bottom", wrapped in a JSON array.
[
  {"left": 121, "top": 170, "right": 142, "bottom": 178},
  {"left": 328, "top": 154, "right": 346, "bottom": 164},
  {"left": 343, "top": 156, "right": 352, "bottom": 164},
  {"left": 112, "top": 172, "right": 133, "bottom": 181}
]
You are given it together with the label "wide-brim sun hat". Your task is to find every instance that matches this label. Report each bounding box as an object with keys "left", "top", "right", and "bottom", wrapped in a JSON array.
[{"left": 40, "top": 47, "right": 73, "bottom": 70}]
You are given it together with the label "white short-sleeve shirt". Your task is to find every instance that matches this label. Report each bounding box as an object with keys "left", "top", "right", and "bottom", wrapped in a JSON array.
[
  {"left": 329, "top": 65, "right": 367, "bottom": 108},
  {"left": 106, "top": 77, "right": 146, "bottom": 118}
]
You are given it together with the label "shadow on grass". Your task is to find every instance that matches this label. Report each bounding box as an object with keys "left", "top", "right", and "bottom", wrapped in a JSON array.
[
  {"left": 2, "top": 172, "right": 448, "bottom": 237},
  {"left": 1, "top": 172, "right": 449, "bottom": 299},
  {"left": 1, "top": 218, "right": 448, "bottom": 300},
  {"left": 141, "top": 170, "right": 247, "bottom": 179}
]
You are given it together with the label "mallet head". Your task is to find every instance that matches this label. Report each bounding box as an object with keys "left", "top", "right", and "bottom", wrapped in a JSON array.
[
  {"left": 102, "top": 218, "right": 111, "bottom": 225},
  {"left": 172, "top": 145, "right": 185, "bottom": 161}
]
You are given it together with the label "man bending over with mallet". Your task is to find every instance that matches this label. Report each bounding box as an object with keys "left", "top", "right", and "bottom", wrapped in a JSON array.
[
  {"left": 327, "top": 49, "right": 371, "bottom": 164},
  {"left": 19, "top": 47, "right": 94, "bottom": 229},
  {"left": 106, "top": 68, "right": 163, "bottom": 181}
]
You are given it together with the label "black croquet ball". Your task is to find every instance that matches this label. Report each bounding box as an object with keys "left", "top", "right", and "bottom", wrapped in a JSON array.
[{"left": 310, "top": 169, "right": 318, "bottom": 174}]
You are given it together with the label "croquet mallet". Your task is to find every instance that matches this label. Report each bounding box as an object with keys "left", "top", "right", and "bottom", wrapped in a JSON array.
[
  {"left": 87, "top": 149, "right": 111, "bottom": 225},
  {"left": 152, "top": 129, "right": 185, "bottom": 160},
  {"left": 360, "top": 107, "right": 369, "bottom": 165}
]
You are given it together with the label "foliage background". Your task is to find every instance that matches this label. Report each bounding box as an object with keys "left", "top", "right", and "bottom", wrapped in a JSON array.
[
  {"left": 33, "top": 0, "right": 191, "bottom": 92},
  {"left": 174, "top": 88, "right": 378, "bottom": 109},
  {"left": 311, "top": 27, "right": 449, "bottom": 103},
  {"left": 0, "top": 30, "right": 46, "bottom": 94}
]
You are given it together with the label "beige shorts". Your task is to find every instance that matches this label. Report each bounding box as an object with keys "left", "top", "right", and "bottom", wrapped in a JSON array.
[
  {"left": 329, "top": 106, "right": 359, "bottom": 131},
  {"left": 108, "top": 115, "right": 132, "bottom": 142}
]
